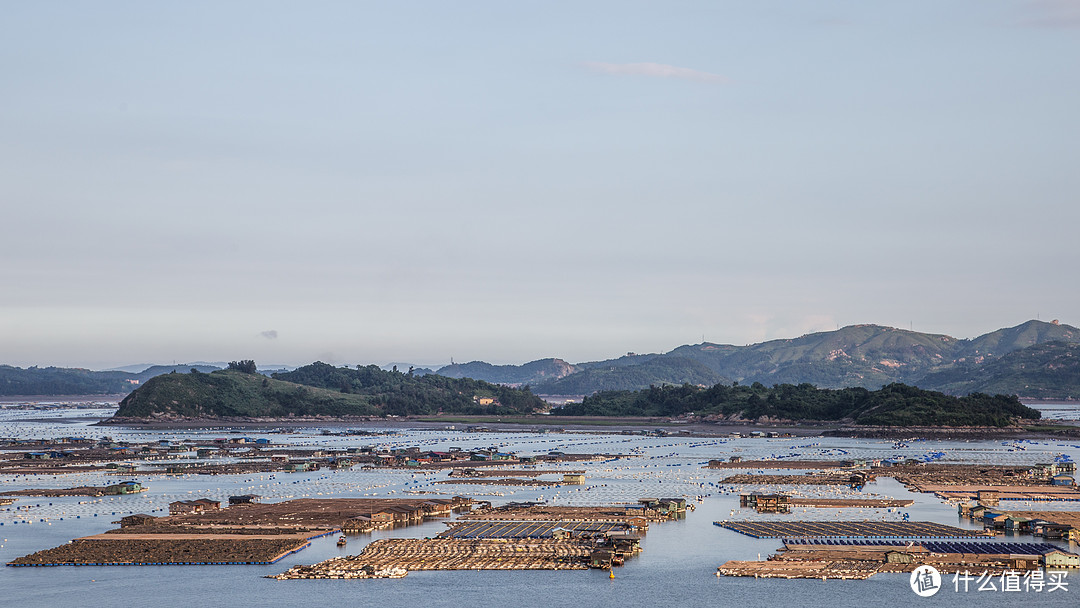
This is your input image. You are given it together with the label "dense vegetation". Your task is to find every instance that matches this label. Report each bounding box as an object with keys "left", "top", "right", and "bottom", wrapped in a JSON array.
[
  {"left": 0, "top": 364, "right": 222, "bottom": 396},
  {"left": 0, "top": 365, "right": 135, "bottom": 396},
  {"left": 114, "top": 362, "right": 547, "bottom": 419},
  {"left": 115, "top": 368, "right": 380, "bottom": 418},
  {"left": 558, "top": 382, "right": 1041, "bottom": 427},
  {"left": 273, "top": 362, "right": 545, "bottom": 415}
]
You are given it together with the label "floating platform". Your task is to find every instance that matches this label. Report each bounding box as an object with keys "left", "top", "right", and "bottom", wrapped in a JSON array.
[
  {"left": 437, "top": 520, "right": 629, "bottom": 539},
  {"left": 717, "top": 559, "right": 877, "bottom": 579},
  {"left": 714, "top": 520, "right": 990, "bottom": 539},
  {"left": 717, "top": 538, "right": 1078, "bottom": 579},
  {"left": 461, "top": 504, "right": 656, "bottom": 524},
  {"left": 788, "top": 498, "right": 914, "bottom": 508},
  {"left": 921, "top": 485, "right": 1080, "bottom": 502},
  {"left": 275, "top": 538, "right": 594, "bottom": 576},
  {"left": 436, "top": 478, "right": 561, "bottom": 487},
  {"left": 6, "top": 532, "right": 327, "bottom": 567},
  {"left": 7, "top": 497, "right": 471, "bottom": 567},
  {"left": 783, "top": 538, "right": 1069, "bottom": 555},
  {"left": 720, "top": 474, "right": 854, "bottom": 485},
  {"left": 707, "top": 460, "right": 849, "bottom": 470},
  {"left": 449, "top": 469, "right": 584, "bottom": 477}
]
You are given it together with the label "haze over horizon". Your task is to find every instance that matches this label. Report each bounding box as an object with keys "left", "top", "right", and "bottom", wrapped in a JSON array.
[
  {"left": 5, "top": 318, "right": 1072, "bottom": 373},
  {"left": 3, "top": 2, "right": 1078, "bottom": 370}
]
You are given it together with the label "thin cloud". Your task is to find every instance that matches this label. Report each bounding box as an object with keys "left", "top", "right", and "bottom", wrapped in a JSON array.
[
  {"left": 583, "top": 61, "right": 728, "bottom": 84},
  {"left": 1018, "top": 0, "right": 1080, "bottom": 27},
  {"left": 259, "top": 330, "right": 278, "bottom": 340}
]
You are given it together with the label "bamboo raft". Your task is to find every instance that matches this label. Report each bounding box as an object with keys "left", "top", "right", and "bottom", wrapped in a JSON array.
[
  {"left": 717, "top": 560, "right": 877, "bottom": 580},
  {"left": 274, "top": 538, "right": 593, "bottom": 578}
]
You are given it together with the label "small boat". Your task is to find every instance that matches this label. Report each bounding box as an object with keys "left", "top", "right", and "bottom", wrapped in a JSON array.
[{"left": 337, "top": 535, "right": 347, "bottom": 547}]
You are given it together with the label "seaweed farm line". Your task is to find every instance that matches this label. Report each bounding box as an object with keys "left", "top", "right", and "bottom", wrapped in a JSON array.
[{"left": 1, "top": 404, "right": 1079, "bottom": 607}]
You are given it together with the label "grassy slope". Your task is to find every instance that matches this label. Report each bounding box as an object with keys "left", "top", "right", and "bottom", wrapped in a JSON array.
[
  {"left": 954, "top": 320, "right": 1080, "bottom": 359},
  {"left": 918, "top": 341, "right": 1080, "bottom": 399},
  {"left": 532, "top": 357, "right": 728, "bottom": 394}
]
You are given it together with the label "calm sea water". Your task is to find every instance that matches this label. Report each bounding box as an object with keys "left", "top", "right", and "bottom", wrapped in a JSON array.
[{"left": 1, "top": 407, "right": 1077, "bottom": 607}]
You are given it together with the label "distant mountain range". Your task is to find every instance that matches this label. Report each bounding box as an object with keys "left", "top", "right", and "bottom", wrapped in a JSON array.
[
  {"left": 3, "top": 320, "right": 1077, "bottom": 399},
  {"left": 0, "top": 362, "right": 311, "bottom": 397},
  {"left": 0, "top": 364, "right": 224, "bottom": 396},
  {"left": 431, "top": 320, "right": 1080, "bottom": 399}
]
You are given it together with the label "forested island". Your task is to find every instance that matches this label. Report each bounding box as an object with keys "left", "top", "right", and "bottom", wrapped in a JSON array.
[
  {"left": 0, "top": 364, "right": 222, "bottom": 396},
  {"left": 109, "top": 360, "right": 1042, "bottom": 428},
  {"left": 112, "top": 361, "right": 545, "bottom": 420},
  {"left": 558, "top": 382, "right": 1041, "bottom": 427}
]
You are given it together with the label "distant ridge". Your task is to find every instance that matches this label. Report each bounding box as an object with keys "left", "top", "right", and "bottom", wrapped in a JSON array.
[
  {"left": 433, "top": 320, "right": 1080, "bottom": 399},
  {"left": 3, "top": 320, "right": 1077, "bottom": 399},
  {"left": 436, "top": 358, "right": 577, "bottom": 386}
]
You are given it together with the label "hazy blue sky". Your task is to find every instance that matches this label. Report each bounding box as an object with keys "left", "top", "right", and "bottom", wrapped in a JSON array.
[{"left": 2, "top": 1, "right": 1078, "bottom": 369}]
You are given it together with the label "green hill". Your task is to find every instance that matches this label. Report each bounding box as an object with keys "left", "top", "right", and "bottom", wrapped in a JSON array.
[
  {"left": 114, "top": 368, "right": 381, "bottom": 418},
  {"left": 954, "top": 320, "right": 1080, "bottom": 360},
  {"left": 113, "top": 362, "right": 546, "bottom": 419},
  {"left": 434, "top": 358, "right": 577, "bottom": 385},
  {"left": 0, "top": 365, "right": 136, "bottom": 396},
  {"left": 559, "top": 382, "right": 1041, "bottom": 427},
  {"left": 0, "top": 363, "right": 223, "bottom": 397},
  {"left": 717, "top": 325, "right": 958, "bottom": 387},
  {"left": 437, "top": 320, "right": 1080, "bottom": 397},
  {"left": 272, "top": 362, "right": 545, "bottom": 414},
  {"left": 532, "top": 356, "right": 727, "bottom": 394},
  {"left": 918, "top": 341, "right": 1080, "bottom": 399}
]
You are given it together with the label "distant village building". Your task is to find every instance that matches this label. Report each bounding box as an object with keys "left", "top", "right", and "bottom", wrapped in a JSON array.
[
  {"left": 169, "top": 498, "right": 221, "bottom": 515},
  {"left": 228, "top": 494, "right": 261, "bottom": 505},
  {"left": 105, "top": 481, "right": 143, "bottom": 495},
  {"left": 1051, "top": 474, "right": 1075, "bottom": 486},
  {"left": 119, "top": 514, "right": 157, "bottom": 528},
  {"left": 1044, "top": 550, "right": 1080, "bottom": 569}
]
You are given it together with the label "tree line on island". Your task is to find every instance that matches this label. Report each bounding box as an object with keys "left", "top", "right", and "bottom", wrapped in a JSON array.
[
  {"left": 114, "top": 361, "right": 545, "bottom": 419},
  {"left": 557, "top": 382, "right": 1041, "bottom": 427},
  {"left": 113, "top": 360, "right": 1041, "bottom": 427}
]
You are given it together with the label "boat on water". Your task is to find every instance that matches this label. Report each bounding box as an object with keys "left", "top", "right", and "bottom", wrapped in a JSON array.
[{"left": 337, "top": 536, "right": 347, "bottom": 547}]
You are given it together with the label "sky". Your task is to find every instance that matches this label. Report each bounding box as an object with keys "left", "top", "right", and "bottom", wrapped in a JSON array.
[{"left": 2, "top": 1, "right": 1079, "bottom": 370}]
